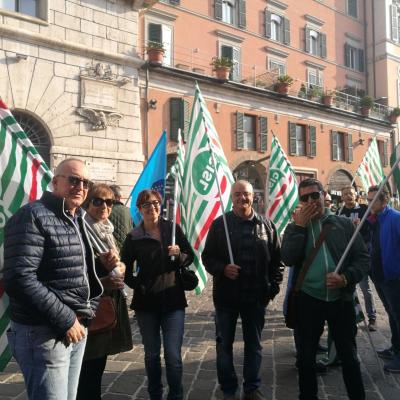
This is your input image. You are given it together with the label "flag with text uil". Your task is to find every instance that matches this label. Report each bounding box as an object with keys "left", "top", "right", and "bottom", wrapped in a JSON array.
[
  {"left": 268, "top": 135, "right": 298, "bottom": 236},
  {"left": 0, "top": 99, "right": 53, "bottom": 371},
  {"left": 180, "top": 83, "right": 234, "bottom": 293},
  {"left": 356, "top": 138, "right": 385, "bottom": 193}
]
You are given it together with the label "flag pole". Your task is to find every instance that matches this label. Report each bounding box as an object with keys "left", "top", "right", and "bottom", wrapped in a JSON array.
[
  {"left": 203, "top": 118, "right": 234, "bottom": 265},
  {"left": 170, "top": 128, "right": 182, "bottom": 261},
  {"left": 334, "top": 150, "right": 400, "bottom": 274},
  {"left": 265, "top": 130, "right": 275, "bottom": 212}
]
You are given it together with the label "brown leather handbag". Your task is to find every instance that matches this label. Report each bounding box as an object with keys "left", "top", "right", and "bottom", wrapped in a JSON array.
[{"left": 88, "top": 296, "right": 117, "bottom": 334}]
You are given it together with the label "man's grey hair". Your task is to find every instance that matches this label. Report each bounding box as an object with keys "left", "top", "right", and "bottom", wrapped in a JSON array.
[
  {"left": 109, "top": 184, "right": 122, "bottom": 200},
  {"left": 231, "top": 180, "right": 254, "bottom": 194}
]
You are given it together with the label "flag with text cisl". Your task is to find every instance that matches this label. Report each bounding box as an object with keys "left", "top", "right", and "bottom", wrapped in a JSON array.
[
  {"left": 0, "top": 99, "right": 52, "bottom": 372},
  {"left": 268, "top": 135, "right": 298, "bottom": 236},
  {"left": 168, "top": 129, "right": 186, "bottom": 225},
  {"left": 181, "top": 83, "right": 234, "bottom": 293},
  {"left": 390, "top": 142, "right": 400, "bottom": 197},
  {"left": 356, "top": 138, "right": 385, "bottom": 193},
  {"left": 129, "top": 131, "right": 167, "bottom": 225}
]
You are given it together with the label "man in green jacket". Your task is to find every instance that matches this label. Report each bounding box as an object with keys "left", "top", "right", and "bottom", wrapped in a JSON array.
[{"left": 281, "top": 178, "right": 369, "bottom": 400}]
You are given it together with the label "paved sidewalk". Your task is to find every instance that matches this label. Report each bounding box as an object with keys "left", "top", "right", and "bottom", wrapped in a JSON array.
[{"left": 1, "top": 275, "right": 400, "bottom": 399}]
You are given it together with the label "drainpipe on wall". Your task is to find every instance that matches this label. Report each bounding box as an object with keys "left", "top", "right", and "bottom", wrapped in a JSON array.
[
  {"left": 363, "top": 0, "right": 369, "bottom": 95},
  {"left": 371, "top": 0, "right": 377, "bottom": 97},
  {"left": 144, "top": 65, "right": 150, "bottom": 161}
]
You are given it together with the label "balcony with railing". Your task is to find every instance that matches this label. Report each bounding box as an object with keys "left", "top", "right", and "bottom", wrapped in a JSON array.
[{"left": 141, "top": 41, "right": 395, "bottom": 124}]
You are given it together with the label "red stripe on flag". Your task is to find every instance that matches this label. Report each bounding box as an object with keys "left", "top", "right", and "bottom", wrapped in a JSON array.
[
  {"left": 176, "top": 205, "right": 181, "bottom": 225},
  {"left": 268, "top": 183, "right": 288, "bottom": 216},
  {"left": 0, "top": 99, "right": 8, "bottom": 109},
  {"left": 194, "top": 201, "right": 221, "bottom": 250},
  {"left": 29, "top": 158, "right": 41, "bottom": 202},
  {"left": 364, "top": 162, "right": 374, "bottom": 186}
]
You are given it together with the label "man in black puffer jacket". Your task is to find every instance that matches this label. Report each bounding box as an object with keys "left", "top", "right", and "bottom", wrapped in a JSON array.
[
  {"left": 4, "top": 158, "right": 103, "bottom": 400},
  {"left": 202, "top": 180, "right": 283, "bottom": 400}
]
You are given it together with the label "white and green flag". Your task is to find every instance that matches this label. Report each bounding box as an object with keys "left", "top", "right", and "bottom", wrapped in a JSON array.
[
  {"left": 180, "top": 83, "right": 234, "bottom": 292},
  {"left": 390, "top": 142, "right": 400, "bottom": 197},
  {"left": 0, "top": 99, "right": 52, "bottom": 371},
  {"left": 356, "top": 138, "right": 385, "bottom": 193},
  {"left": 267, "top": 135, "right": 298, "bottom": 236}
]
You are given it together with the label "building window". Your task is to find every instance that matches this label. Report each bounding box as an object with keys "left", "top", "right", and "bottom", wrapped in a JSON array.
[
  {"left": 390, "top": 3, "right": 400, "bottom": 42},
  {"left": 0, "top": 0, "right": 38, "bottom": 17},
  {"left": 289, "top": 123, "right": 317, "bottom": 157},
  {"left": 215, "top": 0, "right": 246, "bottom": 28},
  {"left": 307, "top": 68, "right": 323, "bottom": 89},
  {"left": 305, "top": 28, "right": 327, "bottom": 58},
  {"left": 347, "top": 0, "right": 358, "bottom": 18},
  {"left": 376, "top": 139, "right": 389, "bottom": 167},
  {"left": 344, "top": 43, "right": 364, "bottom": 72},
  {"left": 268, "top": 58, "right": 286, "bottom": 76},
  {"left": 147, "top": 22, "right": 173, "bottom": 67},
  {"left": 265, "top": 10, "right": 290, "bottom": 45},
  {"left": 169, "top": 98, "right": 190, "bottom": 142},
  {"left": 331, "top": 131, "right": 353, "bottom": 163},
  {"left": 220, "top": 44, "right": 240, "bottom": 81},
  {"left": 236, "top": 113, "right": 268, "bottom": 152},
  {"left": 243, "top": 115, "right": 256, "bottom": 150}
]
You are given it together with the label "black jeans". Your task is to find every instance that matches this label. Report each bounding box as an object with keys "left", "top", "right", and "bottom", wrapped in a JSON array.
[
  {"left": 296, "top": 292, "right": 365, "bottom": 400},
  {"left": 76, "top": 355, "right": 107, "bottom": 400}
]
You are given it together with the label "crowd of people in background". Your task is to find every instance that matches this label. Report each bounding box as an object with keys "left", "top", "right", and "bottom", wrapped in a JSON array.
[{"left": 3, "top": 157, "right": 400, "bottom": 400}]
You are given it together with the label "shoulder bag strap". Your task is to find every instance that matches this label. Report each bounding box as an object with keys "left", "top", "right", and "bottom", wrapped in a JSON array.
[{"left": 293, "top": 223, "right": 333, "bottom": 293}]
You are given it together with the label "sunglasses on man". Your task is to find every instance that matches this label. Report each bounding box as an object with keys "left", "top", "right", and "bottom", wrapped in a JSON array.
[
  {"left": 299, "top": 191, "right": 322, "bottom": 203},
  {"left": 57, "top": 174, "right": 92, "bottom": 189}
]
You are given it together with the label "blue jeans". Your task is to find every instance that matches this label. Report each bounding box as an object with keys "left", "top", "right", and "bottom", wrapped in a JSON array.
[
  {"left": 136, "top": 309, "right": 185, "bottom": 400},
  {"left": 373, "top": 279, "right": 400, "bottom": 354},
  {"left": 7, "top": 321, "right": 87, "bottom": 400},
  {"left": 215, "top": 303, "right": 265, "bottom": 396},
  {"left": 358, "top": 275, "right": 376, "bottom": 321}
]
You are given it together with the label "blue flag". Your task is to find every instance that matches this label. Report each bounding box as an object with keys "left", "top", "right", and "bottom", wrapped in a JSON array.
[{"left": 129, "top": 131, "right": 167, "bottom": 225}]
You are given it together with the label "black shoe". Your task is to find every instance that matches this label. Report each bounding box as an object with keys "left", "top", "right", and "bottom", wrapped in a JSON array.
[
  {"left": 315, "top": 361, "right": 328, "bottom": 374},
  {"left": 317, "top": 344, "right": 328, "bottom": 353},
  {"left": 377, "top": 347, "right": 395, "bottom": 360},
  {"left": 368, "top": 319, "right": 377, "bottom": 332}
]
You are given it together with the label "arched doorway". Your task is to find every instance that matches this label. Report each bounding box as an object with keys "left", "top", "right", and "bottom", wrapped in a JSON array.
[
  {"left": 12, "top": 110, "right": 52, "bottom": 166},
  {"left": 233, "top": 161, "right": 266, "bottom": 214}
]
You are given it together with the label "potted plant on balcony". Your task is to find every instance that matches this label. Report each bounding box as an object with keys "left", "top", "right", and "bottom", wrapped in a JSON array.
[
  {"left": 389, "top": 107, "right": 400, "bottom": 124},
  {"left": 307, "top": 86, "right": 323, "bottom": 101},
  {"left": 321, "top": 90, "right": 334, "bottom": 106},
  {"left": 360, "top": 96, "right": 374, "bottom": 117},
  {"left": 274, "top": 75, "right": 294, "bottom": 94},
  {"left": 146, "top": 41, "right": 165, "bottom": 64},
  {"left": 210, "top": 57, "right": 233, "bottom": 81}
]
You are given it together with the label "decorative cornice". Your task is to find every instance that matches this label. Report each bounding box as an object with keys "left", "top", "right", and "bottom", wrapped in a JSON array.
[
  {"left": 304, "top": 14, "right": 325, "bottom": 27},
  {"left": 145, "top": 8, "right": 177, "bottom": 21},
  {"left": 346, "top": 74, "right": 363, "bottom": 83},
  {"left": 265, "top": 46, "right": 289, "bottom": 58},
  {"left": 215, "top": 30, "right": 245, "bottom": 44},
  {"left": 304, "top": 60, "right": 326, "bottom": 70},
  {"left": 0, "top": 25, "right": 144, "bottom": 68},
  {"left": 268, "top": 0, "right": 288, "bottom": 10},
  {"left": 345, "top": 32, "right": 361, "bottom": 43}
]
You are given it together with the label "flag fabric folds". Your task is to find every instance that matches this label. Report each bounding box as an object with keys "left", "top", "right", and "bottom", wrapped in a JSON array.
[
  {"left": 390, "top": 142, "right": 400, "bottom": 198},
  {"left": 267, "top": 135, "right": 298, "bottom": 236},
  {"left": 129, "top": 131, "right": 167, "bottom": 225},
  {"left": 180, "top": 83, "right": 234, "bottom": 293},
  {"left": 356, "top": 138, "right": 385, "bottom": 193},
  {"left": 0, "top": 99, "right": 52, "bottom": 371}
]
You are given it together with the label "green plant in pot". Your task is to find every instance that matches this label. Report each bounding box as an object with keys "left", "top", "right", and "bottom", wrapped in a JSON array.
[
  {"left": 210, "top": 57, "right": 233, "bottom": 81},
  {"left": 308, "top": 86, "right": 323, "bottom": 101},
  {"left": 389, "top": 107, "right": 400, "bottom": 124},
  {"left": 321, "top": 90, "right": 334, "bottom": 106},
  {"left": 275, "top": 75, "right": 294, "bottom": 94},
  {"left": 360, "top": 96, "right": 374, "bottom": 116},
  {"left": 146, "top": 41, "right": 165, "bottom": 64}
]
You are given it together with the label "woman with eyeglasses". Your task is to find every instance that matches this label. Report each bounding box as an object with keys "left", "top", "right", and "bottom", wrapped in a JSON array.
[
  {"left": 77, "top": 183, "right": 132, "bottom": 400},
  {"left": 121, "top": 189, "right": 194, "bottom": 400}
]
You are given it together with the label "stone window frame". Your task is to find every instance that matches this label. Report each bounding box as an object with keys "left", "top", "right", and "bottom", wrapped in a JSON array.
[{"left": 0, "top": 0, "right": 49, "bottom": 23}]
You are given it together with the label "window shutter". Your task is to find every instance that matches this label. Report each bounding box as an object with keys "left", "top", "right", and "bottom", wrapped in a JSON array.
[
  {"left": 383, "top": 140, "right": 388, "bottom": 166},
  {"left": 236, "top": 112, "right": 245, "bottom": 149},
  {"left": 289, "top": 122, "right": 297, "bottom": 155},
  {"left": 170, "top": 98, "right": 182, "bottom": 142},
  {"left": 148, "top": 23, "right": 162, "bottom": 45},
  {"left": 319, "top": 33, "right": 327, "bottom": 58},
  {"left": 309, "top": 125, "right": 316, "bottom": 157},
  {"left": 183, "top": 99, "right": 190, "bottom": 141},
  {"left": 238, "top": 0, "right": 247, "bottom": 29},
  {"left": 265, "top": 9, "right": 272, "bottom": 38},
  {"left": 283, "top": 17, "right": 290, "bottom": 45},
  {"left": 391, "top": 5, "right": 399, "bottom": 42},
  {"left": 344, "top": 43, "right": 351, "bottom": 67},
  {"left": 215, "top": 0, "right": 223, "bottom": 20},
  {"left": 305, "top": 27, "right": 311, "bottom": 53},
  {"left": 259, "top": 117, "right": 268, "bottom": 152},
  {"left": 358, "top": 49, "right": 364, "bottom": 72},
  {"left": 346, "top": 133, "right": 353, "bottom": 163},
  {"left": 331, "top": 131, "right": 338, "bottom": 160},
  {"left": 232, "top": 47, "right": 240, "bottom": 81}
]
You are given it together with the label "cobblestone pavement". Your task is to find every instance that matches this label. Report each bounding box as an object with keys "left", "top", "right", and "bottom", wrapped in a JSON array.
[{"left": 1, "top": 274, "right": 400, "bottom": 400}]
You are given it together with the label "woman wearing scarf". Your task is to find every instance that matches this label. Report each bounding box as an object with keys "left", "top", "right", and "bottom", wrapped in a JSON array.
[{"left": 77, "top": 183, "right": 132, "bottom": 399}]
